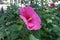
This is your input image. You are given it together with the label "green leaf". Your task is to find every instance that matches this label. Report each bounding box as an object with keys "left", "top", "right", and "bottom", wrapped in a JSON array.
[
  {"left": 29, "top": 34, "right": 39, "bottom": 40},
  {"left": 57, "top": 37, "right": 60, "bottom": 40},
  {"left": 46, "top": 19, "right": 52, "bottom": 23}
]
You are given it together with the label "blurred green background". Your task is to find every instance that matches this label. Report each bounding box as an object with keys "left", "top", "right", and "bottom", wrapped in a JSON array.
[{"left": 0, "top": 0, "right": 60, "bottom": 40}]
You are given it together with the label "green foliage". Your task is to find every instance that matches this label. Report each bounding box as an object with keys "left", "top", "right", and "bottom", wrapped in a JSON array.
[
  {"left": 0, "top": 1, "right": 60, "bottom": 40},
  {"left": 0, "top": 4, "right": 24, "bottom": 40},
  {"left": 36, "top": 7, "right": 60, "bottom": 40}
]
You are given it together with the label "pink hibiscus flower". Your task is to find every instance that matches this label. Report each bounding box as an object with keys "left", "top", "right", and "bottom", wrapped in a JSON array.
[
  {"left": 50, "top": 2, "right": 56, "bottom": 7},
  {"left": 19, "top": 6, "right": 41, "bottom": 30}
]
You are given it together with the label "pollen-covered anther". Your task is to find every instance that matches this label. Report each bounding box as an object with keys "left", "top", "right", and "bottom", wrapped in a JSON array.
[{"left": 28, "top": 18, "right": 32, "bottom": 21}]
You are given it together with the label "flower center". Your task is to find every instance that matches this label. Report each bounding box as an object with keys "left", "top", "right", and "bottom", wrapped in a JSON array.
[{"left": 28, "top": 18, "right": 32, "bottom": 22}]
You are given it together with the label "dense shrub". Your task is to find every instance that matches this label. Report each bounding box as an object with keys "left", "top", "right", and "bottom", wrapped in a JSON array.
[{"left": 0, "top": 4, "right": 60, "bottom": 40}]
